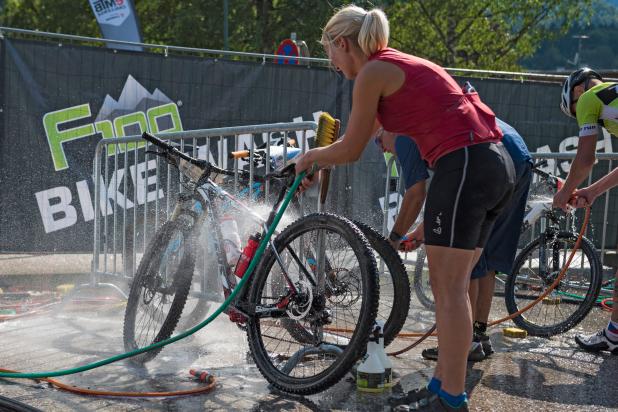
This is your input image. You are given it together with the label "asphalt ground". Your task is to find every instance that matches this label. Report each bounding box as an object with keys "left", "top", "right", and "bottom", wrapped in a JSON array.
[{"left": 0, "top": 266, "right": 616, "bottom": 412}]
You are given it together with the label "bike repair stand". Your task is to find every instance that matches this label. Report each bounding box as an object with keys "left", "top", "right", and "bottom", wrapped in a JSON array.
[
  {"left": 280, "top": 344, "right": 344, "bottom": 375},
  {"left": 60, "top": 257, "right": 128, "bottom": 309}
]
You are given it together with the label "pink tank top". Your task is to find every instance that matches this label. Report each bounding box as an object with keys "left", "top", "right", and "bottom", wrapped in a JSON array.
[{"left": 369, "top": 48, "right": 502, "bottom": 166}]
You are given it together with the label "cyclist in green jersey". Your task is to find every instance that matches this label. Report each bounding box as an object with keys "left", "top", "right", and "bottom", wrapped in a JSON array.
[{"left": 554, "top": 68, "right": 618, "bottom": 354}]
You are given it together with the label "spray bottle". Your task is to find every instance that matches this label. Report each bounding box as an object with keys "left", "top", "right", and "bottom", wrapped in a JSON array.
[
  {"left": 375, "top": 320, "right": 393, "bottom": 388},
  {"left": 356, "top": 323, "right": 385, "bottom": 393}
]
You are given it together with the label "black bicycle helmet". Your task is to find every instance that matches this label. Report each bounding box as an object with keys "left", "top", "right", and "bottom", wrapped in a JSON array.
[{"left": 560, "top": 68, "right": 603, "bottom": 118}]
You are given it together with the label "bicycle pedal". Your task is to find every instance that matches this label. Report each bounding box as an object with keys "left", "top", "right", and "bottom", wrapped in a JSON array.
[{"left": 228, "top": 308, "right": 247, "bottom": 324}]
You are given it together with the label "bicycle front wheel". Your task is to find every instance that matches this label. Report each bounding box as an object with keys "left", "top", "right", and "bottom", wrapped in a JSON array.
[
  {"left": 246, "top": 213, "right": 379, "bottom": 395},
  {"left": 505, "top": 231, "right": 602, "bottom": 337},
  {"left": 123, "top": 215, "right": 195, "bottom": 363}
]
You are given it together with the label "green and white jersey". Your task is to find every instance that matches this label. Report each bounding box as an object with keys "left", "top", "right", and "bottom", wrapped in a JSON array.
[{"left": 576, "top": 82, "right": 618, "bottom": 138}]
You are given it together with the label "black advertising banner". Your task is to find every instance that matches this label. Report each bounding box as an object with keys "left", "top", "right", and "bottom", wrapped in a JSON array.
[
  {"left": 0, "top": 38, "right": 350, "bottom": 252},
  {"left": 0, "top": 36, "right": 615, "bottom": 253}
]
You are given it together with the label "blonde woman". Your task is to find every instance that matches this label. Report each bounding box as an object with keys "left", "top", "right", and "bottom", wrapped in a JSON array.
[{"left": 294, "top": 5, "right": 515, "bottom": 411}]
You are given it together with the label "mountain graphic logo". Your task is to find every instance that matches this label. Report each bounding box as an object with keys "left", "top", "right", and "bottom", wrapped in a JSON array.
[{"left": 96, "top": 74, "right": 177, "bottom": 136}]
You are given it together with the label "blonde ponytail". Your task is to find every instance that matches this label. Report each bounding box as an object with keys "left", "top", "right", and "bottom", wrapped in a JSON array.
[
  {"left": 321, "top": 5, "right": 389, "bottom": 56},
  {"left": 358, "top": 9, "right": 389, "bottom": 56}
]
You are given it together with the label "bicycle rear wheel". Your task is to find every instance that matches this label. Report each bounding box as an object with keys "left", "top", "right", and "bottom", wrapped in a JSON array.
[
  {"left": 246, "top": 213, "right": 379, "bottom": 395},
  {"left": 279, "top": 221, "right": 409, "bottom": 347},
  {"left": 413, "top": 245, "right": 434, "bottom": 310},
  {"left": 353, "top": 221, "right": 410, "bottom": 347},
  {"left": 122, "top": 215, "right": 195, "bottom": 363},
  {"left": 505, "top": 231, "right": 602, "bottom": 337}
]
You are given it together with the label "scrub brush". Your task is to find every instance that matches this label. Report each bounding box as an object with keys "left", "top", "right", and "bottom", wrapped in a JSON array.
[
  {"left": 314, "top": 112, "right": 340, "bottom": 208},
  {"left": 315, "top": 112, "right": 339, "bottom": 148}
]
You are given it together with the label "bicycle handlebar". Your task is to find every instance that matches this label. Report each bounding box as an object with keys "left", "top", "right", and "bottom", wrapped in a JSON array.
[
  {"left": 530, "top": 160, "right": 566, "bottom": 195},
  {"left": 142, "top": 132, "right": 202, "bottom": 165},
  {"left": 142, "top": 131, "right": 234, "bottom": 180},
  {"left": 142, "top": 131, "right": 295, "bottom": 183}
]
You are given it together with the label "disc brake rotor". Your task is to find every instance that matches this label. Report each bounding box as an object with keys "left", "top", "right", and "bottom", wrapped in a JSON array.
[{"left": 286, "top": 279, "right": 313, "bottom": 320}]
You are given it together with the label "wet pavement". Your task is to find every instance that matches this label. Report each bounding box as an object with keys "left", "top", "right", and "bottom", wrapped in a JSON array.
[{"left": 0, "top": 264, "right": 617, "bottom": 411}]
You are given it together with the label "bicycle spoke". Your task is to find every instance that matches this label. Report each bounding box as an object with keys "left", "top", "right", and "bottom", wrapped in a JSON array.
[
  {"left": 255, "top": 224, "right": 365, "bottom": 379},
  {"left": 510, "top": 233, "right": 599, "bottom": 335}
]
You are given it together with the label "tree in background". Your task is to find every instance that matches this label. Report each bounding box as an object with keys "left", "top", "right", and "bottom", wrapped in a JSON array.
[
  {"left": 386, "top": 0, "right": 592, "bottom": 70},
  {"left": 0, "top": 0, "right": 595, "bottom": 71},
  {"left": 1, "top": 0, "right": 98, "bottom": 36},
  {"left": 134, "top": 0, "right": 337, "bottom": 54}
]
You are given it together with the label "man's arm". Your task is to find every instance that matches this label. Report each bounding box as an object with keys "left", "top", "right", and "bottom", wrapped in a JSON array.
[
  {"left": 389, "top": 180, "right": 426, "bottom": 249},
  {"left": 553, "top": 135, "right": 597, "bottom": 210}
]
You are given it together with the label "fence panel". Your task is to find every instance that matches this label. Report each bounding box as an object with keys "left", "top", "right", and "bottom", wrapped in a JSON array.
[{"left": 90, "top": 122, "right": 316, "bottom": 299}]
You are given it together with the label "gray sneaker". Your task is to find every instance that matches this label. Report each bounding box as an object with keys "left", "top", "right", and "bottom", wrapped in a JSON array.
[
  {"left": 392, "top": 393, "right": 469, "bottom": 411},
  {"left": 389, "top": 387, "right": 433, "bottom": 409},
  {"left": 474, "top": 333, "right": 494, "bottom": 356},
  {"left": 421, "top": 342, "right": 485, "bottom": 362},
  {"left": 575, "top": 329, "right": 618, "bottom": 354}
]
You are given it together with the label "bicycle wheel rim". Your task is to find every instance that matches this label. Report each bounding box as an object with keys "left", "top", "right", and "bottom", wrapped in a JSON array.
[
  {"left": 507, "top": 232, "right": 602, "bottom": 336},
  {"left": 247, "top": 213, "right": 378, "bottom": 394}
]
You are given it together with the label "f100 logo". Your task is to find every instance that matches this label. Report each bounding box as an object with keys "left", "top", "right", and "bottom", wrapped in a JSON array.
[{"left": 42, "top": 75, "right": 183, "bottom": 171}]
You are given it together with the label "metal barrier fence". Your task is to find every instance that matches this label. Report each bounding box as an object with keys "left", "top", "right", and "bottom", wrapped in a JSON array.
[
  {"left": 382, "top": 152, "right": 618, "bottom": 269},
  {"left": 90, "top": 121, "right": 316, "bottom": 296}
]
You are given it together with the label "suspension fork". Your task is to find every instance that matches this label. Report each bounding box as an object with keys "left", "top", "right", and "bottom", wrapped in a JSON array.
[
  {"left": 537, "top": 227, "right": 560, "bottom": 281},
  {"left": 314, "top": 227, "right": 326, "bottom": 341},
  {"left": 533, "top": 231, "right": 547, "bottom": 283}
]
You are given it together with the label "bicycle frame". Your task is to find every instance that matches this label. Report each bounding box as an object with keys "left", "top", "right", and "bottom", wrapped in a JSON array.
[{"left": 149, "top": 134, "right": 324, "bottom": 325}]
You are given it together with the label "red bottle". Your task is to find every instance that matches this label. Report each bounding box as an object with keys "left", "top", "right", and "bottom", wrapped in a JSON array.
[{"left": 234, "top": 233, "right": 261, "bottom": 278}]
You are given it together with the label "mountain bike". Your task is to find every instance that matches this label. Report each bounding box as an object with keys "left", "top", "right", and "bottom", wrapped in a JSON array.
[
  {"left": 412, "top": 162, "right": 603, "bottom": 337},
  {"left": 122, "top": 131, "right": 380, "bottom": 395},
  {"left": 505, "top": 163, "right": 603, "bottom": 336},
  {"left": 175, "top": 141, "right": 306, "bottom": 328},
  {"left": 175, "top": 142, "right": 410, "bottom": 346}
]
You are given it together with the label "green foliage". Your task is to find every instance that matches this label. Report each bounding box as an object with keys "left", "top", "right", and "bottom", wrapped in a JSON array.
[
  {"left": 386, "top": 0, "right": 591, "bottom": 70},
  {"left": 0, "top": 0, "right": 99, "bottom": 36},
  {"left": 0, "top": 0, "right": 593, "bottom": 70}
]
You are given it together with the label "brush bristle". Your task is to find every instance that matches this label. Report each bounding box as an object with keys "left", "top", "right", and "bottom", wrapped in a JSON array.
[{"left": 315, "top": 112, "right": 338, "bottom": 148}]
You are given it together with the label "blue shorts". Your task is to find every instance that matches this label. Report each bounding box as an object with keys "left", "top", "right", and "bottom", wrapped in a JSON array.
[{"left": 471, "top": 161, "right": 532, "bottom": 279}]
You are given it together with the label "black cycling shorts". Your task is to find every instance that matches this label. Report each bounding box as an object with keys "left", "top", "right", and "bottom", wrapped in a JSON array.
[{"left": 424, "top": 142, "right": 515, "bottom": 250}]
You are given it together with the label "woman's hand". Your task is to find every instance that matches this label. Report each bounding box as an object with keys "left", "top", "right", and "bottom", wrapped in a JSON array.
[
  {"left": 294, "top": 149, "right": 319, "bottom": 191},
  {"left": 294, "top": 149, "right": 316, "bottom": 174}
]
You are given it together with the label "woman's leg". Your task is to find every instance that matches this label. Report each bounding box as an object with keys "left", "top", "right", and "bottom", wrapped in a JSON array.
[
  {"left": 422, "top": 142, "right": 515, "bottom": 401},
  {"left": 430, "top": 246, "right": 482, "bottom": 395}
]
